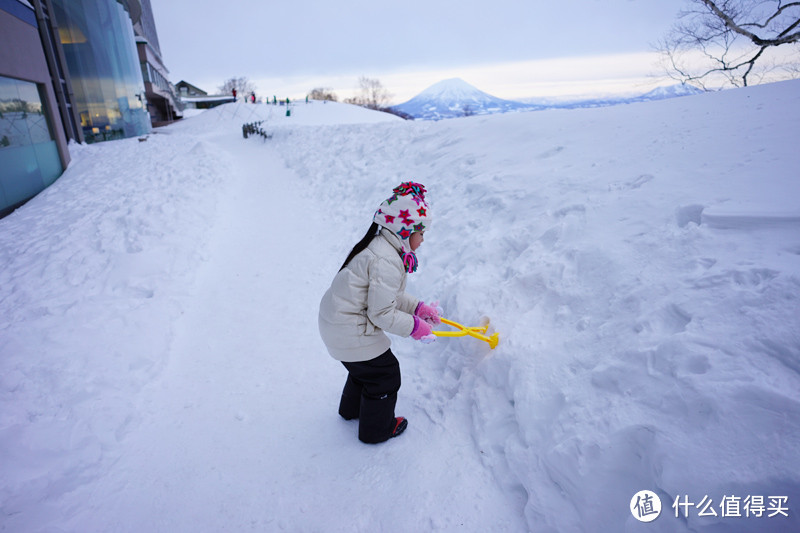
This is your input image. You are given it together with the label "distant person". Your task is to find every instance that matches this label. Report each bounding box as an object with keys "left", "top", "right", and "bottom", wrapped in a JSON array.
[
  {"left": 318, "top": 182, "right": 440, "bottom": 444},
  {"left": 250, "top": 92, "right": 256, "bottom": 103},
  {"left": 232, "top": 88, "right": 237, "bottom": 102}
]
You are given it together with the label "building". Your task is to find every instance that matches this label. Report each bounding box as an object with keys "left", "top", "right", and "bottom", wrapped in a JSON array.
[
  {"left": 1, "top": 0, "right": 70, "bottom": 217},
  {"left": 50, "top": 0, "right": 152, "bottom": 143},
  {"left": 0, "top": 0, "right": 179, "bottom": 217},
  {"left": 176, "top": 80, "right": 207, "bottom": 98},
  {"left": 176, "top": 80, "right": 235, "bottom": 110},
  {"left": 134, "top": 0, "right": 182, "bottom": 126}
]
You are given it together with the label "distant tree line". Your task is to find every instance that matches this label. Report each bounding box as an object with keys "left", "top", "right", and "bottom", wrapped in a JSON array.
[
  {"left": 309, "top": 87, "right": 338, "bottom": 101},
  {"left": 219, "top": 77, "right": 256, "bottom": 98},
  {"left": 344, "top": 77, "right": 412, "bottom": 119},
  {"left": 344, "top": 76, "right": 392, "bottom": 110},
  {"left": 218, "top": 76, "right": 413, "bottom": 119},
  {"left": 307, "top": 77, "right": 412, "bottom": 119}
]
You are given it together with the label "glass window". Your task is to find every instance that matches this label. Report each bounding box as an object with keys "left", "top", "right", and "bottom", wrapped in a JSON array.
[
  {"left": 52, "top": 0, "right": 151, "bottom": 144},
  {"left": 0, "top": 75, "right": 63, "bottom": 213}
]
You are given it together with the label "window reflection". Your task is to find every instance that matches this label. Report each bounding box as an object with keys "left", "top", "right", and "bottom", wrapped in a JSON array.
[
  {"left": 0, "top": 76, "right": 63, "bottom": 214},
  {"left": 52, "top": 0, "right": 151, "bottom": 144}
]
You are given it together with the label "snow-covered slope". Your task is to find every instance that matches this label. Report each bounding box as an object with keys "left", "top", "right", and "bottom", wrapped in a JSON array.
[
  {"left": 1, "top": 82, "right": 799, "bottom": 532},
  {"left": 391, "top": 77, "right": 537, "bottom": 120}
]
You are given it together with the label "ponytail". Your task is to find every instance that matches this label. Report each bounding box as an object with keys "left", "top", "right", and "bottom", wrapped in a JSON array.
[{"left": 339, "top": 222, "right": 380, "bottom": 271}]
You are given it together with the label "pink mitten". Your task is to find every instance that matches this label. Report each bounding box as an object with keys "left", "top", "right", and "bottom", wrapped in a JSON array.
[
  {"left": 411, "top": 316, "right": 436, "bottom": 344},
  {"left": 415, "top": 300, "right": 442, "bottom": 325}
]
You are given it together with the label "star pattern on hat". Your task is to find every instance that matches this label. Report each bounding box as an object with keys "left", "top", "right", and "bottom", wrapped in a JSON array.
[
  {"left": 374, "top": 182, "right": 429, "bottom": 241},
  {"left": 399, "top": 209, "right": 414, "bottom": 225}
]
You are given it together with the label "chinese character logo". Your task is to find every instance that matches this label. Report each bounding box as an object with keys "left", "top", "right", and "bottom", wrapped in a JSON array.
[{"left": 631, "top": 490, "right": 662, "bottom": 523}]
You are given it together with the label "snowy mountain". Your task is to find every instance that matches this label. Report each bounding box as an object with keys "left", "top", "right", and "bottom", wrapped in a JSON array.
[
  {"left": 390, "top": 77, "right": 538, "bottom": 120},
  {"left": 394, "top": 78, "right": 706, "bottom": 120},
  {"left": 522, "top": 83, "right": 706, "bottom": 110},
  {"left": 2, "top": 81, "right": 800, "bottom": 532},
  {"left": 639, "top": 83, "right": 705, "bottom": 99}
]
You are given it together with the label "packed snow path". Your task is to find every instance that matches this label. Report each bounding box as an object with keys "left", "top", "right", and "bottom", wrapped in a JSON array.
[
  {"left": 2, "top": 83, "right": 800, "bottom": 532},
  {"left": 1, "top": 106, "right": 523, "bottom": 531},
  {"left": 124, "top": 136, "right": 516, "bottom": 531}
]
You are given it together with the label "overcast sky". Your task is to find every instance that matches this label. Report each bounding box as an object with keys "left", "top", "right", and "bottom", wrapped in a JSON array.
[{"left": 151, "top": 0, "right": 689, "bottom": 103}]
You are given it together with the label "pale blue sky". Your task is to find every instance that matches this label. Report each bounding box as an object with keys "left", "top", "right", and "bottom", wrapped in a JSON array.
[{"left": 152, "top": 0, "right": 688, "bottom": 103}]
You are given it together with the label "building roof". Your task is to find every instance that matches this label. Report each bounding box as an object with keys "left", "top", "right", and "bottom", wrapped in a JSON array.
[
  {"left": 182, "top": 95, "right": 235, "bottom": 103},
  {"left": 176, "top": 80, "right": 208, "bottom": 96}
]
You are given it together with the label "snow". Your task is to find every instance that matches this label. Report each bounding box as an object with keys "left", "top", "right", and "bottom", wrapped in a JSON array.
[
  {"left": 393, "top": 78, "right": 704, "bottom": 121},
  {"left": 393, "top": 77, "right": 534, "bottom": 120},
  {"left": 641, "top": 84, "right": 705, "bottom": 99},
  {"left": 415, "top": 77, "right": 494, "bottom": 101},
  {"left": 2, "top": 81, "right": 800, "bottom": 532}
]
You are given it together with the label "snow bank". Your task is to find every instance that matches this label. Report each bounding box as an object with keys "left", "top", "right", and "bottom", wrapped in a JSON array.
[
  {"left": 274, "top": 80, "right": 800, "bottom": 531},
  {"left": 1, "top": 82, "right": 799, "bottom": 532},
  {"left": 0, "top": 131, "right": 234, "bottom": 528}
]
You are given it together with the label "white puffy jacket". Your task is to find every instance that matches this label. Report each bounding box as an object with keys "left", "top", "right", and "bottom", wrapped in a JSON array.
[{"left": 319, "top": 228, "right": 419, "bottom": 362}]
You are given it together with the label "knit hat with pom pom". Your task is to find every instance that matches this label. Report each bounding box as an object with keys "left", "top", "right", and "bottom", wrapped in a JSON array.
[{"left": 373, "top": 182, "right": 431, "bottom": 240}]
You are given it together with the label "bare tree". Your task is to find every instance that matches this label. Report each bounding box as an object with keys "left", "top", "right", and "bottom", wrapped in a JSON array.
[
  {"left": 219, "top": 77, "right": 256, "bottom": 98},
  {"left": 309, "top": 87, "right": 338, "bottom": 101},
  {"left": 344, "top": 76, "right": 393, "bottom": 110},
  {"left": 658, "top": 0, "right": 800, "bottom": 88}
]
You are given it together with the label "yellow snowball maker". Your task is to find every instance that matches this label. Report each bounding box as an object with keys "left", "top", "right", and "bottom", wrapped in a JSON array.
[{"left": 432, "top": 317, "right": 499, "bottom": 350}]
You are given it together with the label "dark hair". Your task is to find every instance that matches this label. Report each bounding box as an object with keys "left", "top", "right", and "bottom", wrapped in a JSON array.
[{"left": 339, "top": 222, "right": 380, "bottom": 271}]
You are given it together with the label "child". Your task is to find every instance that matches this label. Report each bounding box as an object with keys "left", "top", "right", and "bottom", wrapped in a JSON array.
[{"left": 318, "top": 182, "right": 442, "bottom": 444}]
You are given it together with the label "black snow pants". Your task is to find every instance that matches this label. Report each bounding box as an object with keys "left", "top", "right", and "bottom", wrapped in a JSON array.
[{"left": 339, "top": 349, "right": 401, "bottom": 444}]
